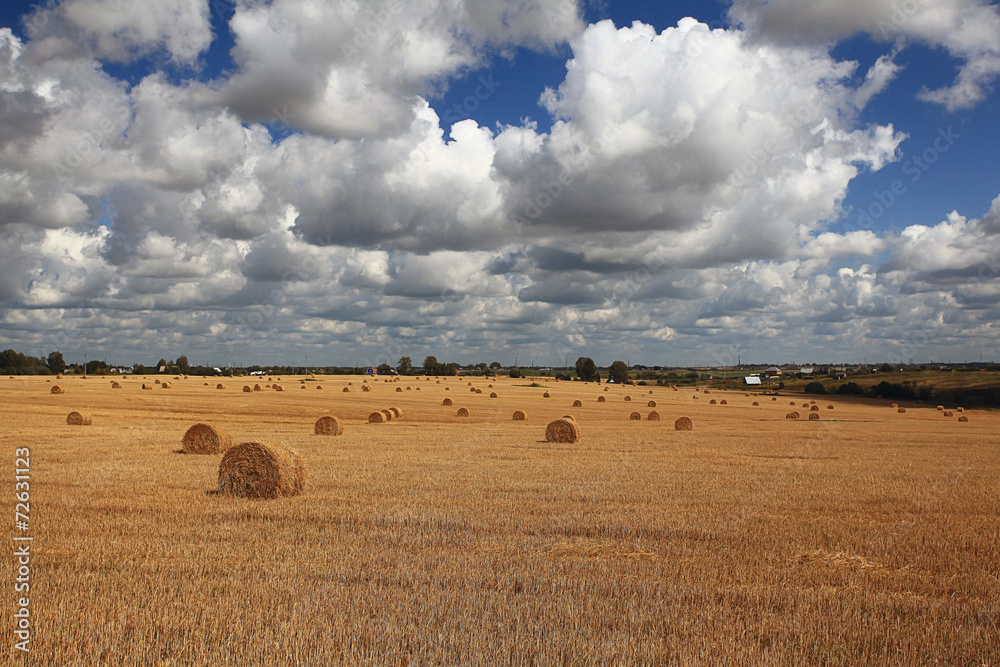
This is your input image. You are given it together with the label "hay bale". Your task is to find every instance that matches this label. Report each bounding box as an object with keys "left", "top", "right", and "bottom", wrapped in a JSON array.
[
  {"left": 406, "top": 386, "right": 412, "bottom": 391},
  {"left": 368, "top": 411, "right": 386, "bottom": 424},
  {"left": 572, "top": 399, "right": 583, "bottom": 407},
  {"left": 647, "top": 400, "right": 656, "bottom": 407},
  {"left": 545, "top": 418, "right": 580, "bottom": 443},
  {"left": 709, "top": 399, "right": 717, "bottom": 405},
  {"left": 802, "top": 403, "right": 809, "bottom": 408},
  {"left": 624, "top": 395, "right": 631, "bottom": 402},
  {"left": 891, "top": 403, "right": 898, "bottom": 408},
  {"left": 182, "top": 423, "right": 233, "bottom": 454},
  {"left": 161, "top": 382, "right": 172, "bottom": 389},
  {"left": 488, "top": 384, "right": 493, "bottom": 388},
  {"left": 943, "top": 411, "right": 953, "bottom": 417},
  {"left": 380, "top": 409, "right": 393, "bottom": 422},
  {"left": 808, "top": 413, "right": 820, "bottom": 420},
  {"left": 456, "top": 407, "right": 470, "bottom": 417},
  {"left": 111, "top": 381, "right": 122, "bottom": 389},
  {"left": 490, "top": 392, "right": 499, "bottom": 398},
  {"left": 958, "top": 415, "right": 969, "bottom": 422},
  {"left": 442, "top": 398, "right": 453, "bottom": 406},
  {"left": 66, "top": 411, "right": 92, "bottom": 425},
  {"left": 445, "top": 387, "right": 450, "bottom": 391},
  {"left": 155, "top": 379, "right": 161, "bottom": 384},
  {"left": 720, "top": 400, "right": 728, "bottom": 405},
  {"left": 218, "top": 442, "right": 305, "bottom": 499},
  {"left": 396, "top": 387, "right": 402, "bottom": 392},
  {"left": 786, "top": 412, "right": 800, "bottom": 419},
  {"left": 315, "top": 385, "right": 323, "bottom": 390},
  {"left": 51, "top": 385, "right": 65, "bottom": 394},
  {"left": 543, "top": 392, "right": 551, "bottom": 398},
  {"left": 388, "top": 407, "right": 401, "bottom": 419},
  {"left": 476, "top": 389, "right": 483, "bottom": 394},
  {"left": 345, "top": 387, "right": 353, "bottom": 393},
  {"left": 470, "top": 387, "right": 479, "bottom": 393},
  {"left": 790, "top": 401, "right": 796, "bottom": 406},
  {"left": 936, "top": 405, "right": 944, "bottom": 411},
  {"left": 957, "top": 407, "right": 964, "bottom": 413},
  {"left": 142, "top": 384, "right": 153, "bottom": 390},
  {"left": 253, "top": 384, "right": 262, "bottom": 392},
  {"left": 273, "top": 385, "right": 283, "bottom": 392},
  {"left": 301, "top": 385, "right": 306, "bottom": 390},
  {"left": 897, "top": 408, "right": 906, "bottom": 413},
  {"left": 647, "top": 411, "right": 660, "bottom": 421},
  {"left": 629, "top": 411, "right": 641, "bottom": 420},
  {"left": 512, "top": 410, "right": 526, "bottom": 421},
  {"left": 597, "top": 396, "right": 606, "bottom": 403},
  {"left": 674, "top": 416, "right": 693, "bottom": 431},
  {"left": 826, "top": 404, "right": 833, "bottom": 410},
  {"left": 752, "top": 401, "right": 759, "bottom": 406},
  {"left": 56, "top": 373, "right": 63, "bottom": 379},
  {"left": 772, "top": 397, "right": 777, "bottom": 401},
  {"left": 810, "top": 405, "right": 819, "bottom": 412},
  {"left": 314, "top": 416, "right": 344, "bottom": 436},
  {"left": 243, "top": 385, "right": 252, "bottom": 393}
]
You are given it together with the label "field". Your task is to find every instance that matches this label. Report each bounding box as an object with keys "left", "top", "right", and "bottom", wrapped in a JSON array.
[{"left": 2, "top": 374, "right": 999, "bottom": 665}]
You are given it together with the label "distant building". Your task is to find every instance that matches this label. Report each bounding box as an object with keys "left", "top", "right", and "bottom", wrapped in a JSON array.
[
  {"left": 765, "top": 367, "right": 782, "bottom": 377},
  {"left": 743, "top": 376, "right": 762, "bottom": 386},
  {"left": 799, "top": 367, "right": 814, "bottom": 375}
]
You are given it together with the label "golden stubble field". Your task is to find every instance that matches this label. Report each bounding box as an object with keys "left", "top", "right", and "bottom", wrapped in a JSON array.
[{"left": 2, "top": 374, "right": 998, "bottom": 666}]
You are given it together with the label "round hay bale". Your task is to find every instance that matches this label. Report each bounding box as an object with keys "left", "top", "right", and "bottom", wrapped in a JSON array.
[
  {"left": 155, "top": 379, "right": 161, "bottom": 384},
  {"left": 388, "top": 407, "right": 401, "bottom": 419},
  {"left": 512, "top": 410, "right": 526, "bottom": 421},
  {"left": 456, "top": 407, "right": 470, "bottom": 417},
  {"left": 396, "top": 387, "right": 402, "bottom": 392},
  {"left": 406, "top": 386, "right": 412, "bottom": 391},
  {"left": 801, "top": 403, "right": 809, "bottom": 408},
  {"left": 957, "top": 407, "right": 964, "bottom": 413},
  {"left": 467, "top": 382, "right": 473, "bottom": 386},
  {"left": 647, "top": 411, "right": 660, "bottom": 421},
  {"left": 368, "top": 411, "right": 386, "bottom": 424},
  {"left": 470, "top": 387, "right": 477, "bottom": 393},
  {"left": 809, "top": 400, "right": 816, "bottom": 405},
  {"left": 545, "top": 418, "right": 580, "bottom": 443},
  {"left": 629, "top": 411, "right": 642, "bottom": 420},
  {"left": 943, "top": 411, "right": 953, "bottom": 417},
  {"left": 790, "top": 401, "right": 796, "bottom": 406},
  {"left": 182, "top": 423, "right": 233, "bottom": 454},
  {"left": 273, "top": 385, "right": 283, "bottom": 392},
  {"left": 808, "top": 413, "right": 820, "bottom": 420},
  {"left": 624, "top": 395, "right": 631, "bottom": 402},
  {"left": 253, "top": 384, "right": 262, "bottom": 392},
  {"left": 786, "top": 412, "right": 800, "bottom": 419},
  {"left": 704, "top": 390, "right": 710, "bottom": 394},
  {"left": 111, "top": 381, "right": 122, "bottom": 389},
  {"left": 720, "top": 400, "right": 728, "bottom": 405},
  {"left": 710, "top": 399, "right": 717, "bottom": 405},
  {"left": 243, "top": 385, "right": 252, "bottom": 393},
  {"left": 826, "top": 404, "right": 833, "bottom": 410},
  {"left": 345, "top": 387, "right": 353, "bottom": 393},
  {"left": 51, "top": 385, "right": 65, "bottom": 394},
  {"left": 300, "top": 385, "right": 306, "bottom": 390},
  {"left": 604, "top": 387, "right": 608, "bottom": 392},
  {"left": 142, "top": 384, "right": 153, "bottom": 390},
  {"left": 543, "top": 392, "right": 551, "bottom": 398},
  {"left": 314, "top": 416, "right": 344, "bottom": 436},
  {"left": 161, "top": 382, "right": 172, "bottom": 389},
  {"left": 752, "top": 401, "right": 759, "bottom": 406},
  {"left": 445, "top": 387, "right": 450, "bottom": 391},
  {"left": 673, "top": 387, "right": 678, "bottom": 391},
  {"left": 772, "top": 397, "right": 777, "bottom": 401},
  {"left": 648, "top": 400, "right": 657, "bottom": 407},
  {"left": 490, "top": 392, "right": 499, "bottom": 398},
  {"left": 810, "top": 405, "right": 819, "bottom": 412},
  {"left": 203, "top": 382, "right": 209, "bottom": 386},
  {"left": 442, "top": 398, "right": 453, "bottom": 406},
  {"left": 380, "top": 409, "right": 393, "bottom": 422},
  {"left": 218, "top": 442, "right": 305, "bottom": 499},
  {"left": 936, "top": 405, "right": 944, "bottom": 411},
  {"left": 56, "top": 373, "right": 63, "bottom": 379},
  {"left": 315, "top": 385, "right": 322, "bottom": 390},
  {"left": 66, "top": 411, "right": 92, "bottom": 425},
  {"left": 897, "top": 407, "right": 906, "bottom": 413},
  {"left": 265, "top": 384, "right": 271, "bottom": 389},
  {"left": 572, "top": 399, "right": 583, "bottom": 407},
  {"left": 488, "top": 384, "right": 493, "bottom": 388},
  {"left": 891, "top": 403, "right": 898, "bottom": 408},
  {"left": 674, "top": 416, "right": 693, "bottom": 431},
  {"left": 597, "top": 396, "right": 606, "bottom": 403},
  {"left": 958, "top": 415, "right": 969, "bottom": 422}
]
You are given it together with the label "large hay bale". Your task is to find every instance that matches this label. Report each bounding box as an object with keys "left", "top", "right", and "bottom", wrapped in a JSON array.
[
  {"left": 891, "top": 403, "right": 898, "bottom": 408},
  {"left": 490, "top": 392, "right": 499, "bottom": 398},
  {"left": 720, "top": 399, "right": 728, "bottom": 405},
  {"left": 808, "top": 413, "right": 820, "bottom": 420},
  {"left": 543, "top": 392, "right": 551, "bottom": 398},
  {"left": 648, "top": 400, "right": 657, "bottom": 407},
  {"left": 218, "top": 442, "right": 305, "bottom": 499},
  {"left": 786, "top": 412, "right": 800, "bottom": 419},
  {"left": 442, "top": 398, "right": 453, "bottom": 406},
  {"left": 958, "top": 415, "right": 969, "bottom": 422},
  {"left": 66, "top": 411, "right": 92, "bottom": 425},
  {"left": 273, "top": 385, "right": 283, "bottom": 392},
  {"left": 647, "top": 411, "right": 660, "bottom": 421},
  {"left": 315, "top": 385, "right": 323, "bottom": 390},
  {"left": 388, "top": 407, "right": 401, "bottom": 419},
  {"left": 406, "top": 386, "right": 412, "bottom": 391},
  {"left": 51, "top": 385, "right": 65, "bottom": 394},
  {"left": 243, "top": 385, "right": 252, "bottom": 393},
  {"left": 456, "top": 407, "right": 470, "bottom": 417},
  {"left": 709, "top": 399, "right": 717, "bottom": 405},
  {"left": 604, "top": 387, "right": 609, "bottom": 392},
  {"left": 826, "top": 405, "right": 834, "bottom": 410},
  {"left": 802, "top": 403, "right": 809, "bottom": 408},
  {"left": 512, "top": 410, "right": 526, "bottom": 421},
  {"left": 936, "top": 405, "right": 944, "bottom": 411},
  {"left": 161, "top": 382, "right": 172, "bottom": 389},
  {"left": 368, "top": 411, "right": 386, "bottom": 424},
  {"left": 476, "top": 389, "right": 483, "bottom": 394},
  {"left": 597, "top": 396, "right": 606, "bottom": 403},
  {"left": 253, "top": 384, "right": 262, "bottom": 392},
  {"left": 111, "top": 381, "right": 122, "bottom": 389},
  {"left": 674, "top": 416, "right": 693, "bottom": 431},
  {"left": 897, "top": 407, "right": 906, "bottom": 413},
  {"left": 572, "top": 399, "right": 583, "bottom": 407},
  {"left": 142, "top": 384, "right": 153, "bottom": 390},
  {"left": 810, "top": 405, "right": 819, "bottom": 412},
  {"left": 629, "top": 411, "right": 641, "bottom": 420},
  {"left": 470, "top": 387, "right": 477, "bottom": 393},
  {"left": 545, "top": 418, "right": 580, "bottom": 443},
  {"left": 624, "top": 395, "right": 632, "bottom": 402},
  {"left": 182, "top": 423, "right": 233, "bottom": 454},
  {"left": 345, "top": 387, "right": 352, "bottom": 393},
  {"left": 396, "top": 387, "right": 402, "bottom": 392},
  {"left": 56, "top": 373, "right": 63, "bottom": 379},
  {"left": 380, "top": 409, "right": 393, "bottom": 422},
  {"left": 790, "top": 401, "right": 796, "bottom": 406},
  {"left": 943, "top": 411, "right": 954, "bottom": 417},
  {"left": 957, "top": 407, "right": 964, "bottom": 413},
  {"left": 772, "top": 397, "right": 777, "bottom": 401},
  {"left": 314, "top": 416, "right": 344, "bottom": 436}
]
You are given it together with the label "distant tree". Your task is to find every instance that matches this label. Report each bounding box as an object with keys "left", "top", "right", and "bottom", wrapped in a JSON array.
[
  {"left": 85, "top": 360, "right": 109, "bottom": 374},
  {"left": 509, "top": 368, "right": 522, "bottom": 379},
  {"left": 804, "top": 381, "right": 827, "bottom": 395},
  {"left": 880, "top": 362, "right": 895, "bottom": 373},
  {"left": 377, "top": 363, "right": 392, "bottom": 375},
  {"left": 490, "top": 361, "right": 502, "bottom": 370},
  {"left": 397, "top": 356, "right": 412, "bottom": 374},
  {"left": 423, "top": 356, "right": 438, "bottom": 375},
  {"left": 575, "top": 357, "right": 599, "bottom": 382},
  {"left": 156, "top": 358, "right": 168, "bottom": 370},
  {"left": 608, "top": 360, "right": 630, "bottom": 385},
  {"left": 175, "top": 355, "right": 190, "bottom": 373},
  {"left": 838, "top": 382, "right": 864, "bottom": 395},
  {"left": 47, "top": 351, "right": 66, "bottom": 374}
]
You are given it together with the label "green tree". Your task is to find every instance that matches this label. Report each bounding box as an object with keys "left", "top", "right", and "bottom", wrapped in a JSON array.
[
  {"left": 575, "top": 357, "right": 599, "bottom": 382},
  {"left": 47, "top": 351, "right": 66, "bottom": 374},
  {"left": 508, "top": 368, "right": 522, "bottom": 379},
  {"left": 608, "top": 360, "right": 630, "bottom": 384},
  {"left": 176, "top": 355, "right": 190, "bottom": 373},
  {"left": 377, "top": 362, "right": 393, "bottom": 375},
  {"left": 156, "top": 358, "right": 168, "bottom": 370},
  {"left": 490, "top": 361, "right": 501, "bottom": 370},
  {"left": 397, "top": 356, "right": 412, "bottom": 374},
  {"left": 804, "top": 381, "right": 827, "bottom": 395},
  {"left": 423, "top": 356, "right": 438, "bottom": 375},
  {"left": 880, "top": 362, "right": 895, "bottom": 373}
]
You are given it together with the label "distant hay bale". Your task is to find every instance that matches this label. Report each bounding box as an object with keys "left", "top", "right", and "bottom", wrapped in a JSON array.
[
  {"left": 597, "top": 396, "right": 606, "bottom": 403},
  {"left": 142, "top": 384, "right": 153, "bottom": 390},
  {"left": 380, "top": 409, "right": 393, "bottom": 422},
  {"left": 456, "top": 407, "right": 469, "bottom": 417},
  {"left": 174, "top": 376, "right": 181, "bottom": 380},
  {"left": 314, "top": 416, "right": 344, "bottom": 436},
  {"left": 704, "top": 390, "right": 710, "bottom": 394},
  {"left": 265, "top": 384, "right": 271, "bottom": 389},
  {"left": 273, "top": 385, "right": 283, "bottom": 392},
  {"left": 604, "top": 387, "right": 608, "bottom": 392},
  {"left": 155, "top": 380, "right": 161, "bottom": 385},
  {"left": 673, "top": 387, "right": 678, "bottom": 391},
  {"left": 203, "top": 382, "right": 209, "bottom": 386},
  {"left": 752, "top": 401, "right": 759, "bottom": 406},
  {"left": 720, "top": 400, "right": 728, "bottom": 405},
  {"left": 801, "top": 403, "right": 809, "bottom": 408},
  {"left": 442, "top": 398, "right": 453, "bottom": 406},
  {"left": 476, "top": 389, "right": 483, "bottom": 394},
  {"left": 826, "top": 405, "right": 833, "bottom": 410},
  {"left": 647, "top": 411, "right": 660, "bottom": 421},
  {"left": 182, "top": 423, "right": 233, "bottom": 454},
  {"left": 488, "top": 384, "right": 493, "bottom": 388},
  {"left": 943, "top": 411, "right": 953, "bottom": 417},
  {"left": 161, "top": 382, "right": 172, "bottom": 389},
  {"left": 467, "top": 382, "right": 473, "bottom": 386},
  {"left": 388, "top": 407, "right": 401, "bottom": 419},
  {"left": 470, "top": 387, "right": 477, "bottom": 393},
  {"left": 111, "top": 381, "right": 122, "bottom": 389},
  {"left": 301, "top": 385, "right": 306, "bottom": 390},
  {"left": 512, "top": 410, "right": 526, "bottom": 421},
  {"left": 368, "top": 411, "right": 386, "bottom": 424},
  {"left": 810, "top": 405, "right": 819, "bottom": 412},
  {"left": 808, "top": 413, "right": 820, "bottom": 420},
  {"left": 218, "top": 442, "right": 305, "bottom": 499},
  {"left": 648, "top": 400, "right": 656, "bottom": 407},
  {"left": 406, "top": 386, "right": 412, "bottom": 391},
  {"left": 253, "top": 384, "right": 262, "bottom": 392},
  {"left": 710, "top": 399, "right": 717, "bottom": 405},
  {"left": 958, "top": 415, "right": 969, "bottom": 422},
  {"left": 624, "top": 396, "right": 631, "bottom": 402},
  {"left": 543, "top": 392, "right": 551, "bottom": 398},
  {"left": 629, "top": 411, "right": 642, "bottom": 420},
  {"left": 786, "top": 412, "right": 800, "bottom": 419},
  {"left": 572, "top": 399, "right": 583, "bottom": 407},
  {"left": 789, "top": 401, "right": 795, "bottom": 405},
  {"left": 772, "top": 397, "right": 776, "bottom": 401},
  {"left": 957, "top": 407, "right": 964, "bottom": 413},
  {"left": 891, "top": 403, "right": 898, "bottom": 408},
  {"left": 809, "top": 401, "right": 816, "bottom": 405},
  {"left": 315, "top": 385, "right": 323, "bottom": 390},
  {"left": 396, "top": 387, "right": 402, "bottom": 392},
  {"left": 936, "top": 405, "right": 944, "bottom": 411},
  {"left": 66, "top": 411, "right": 92, "bottom": 425},
  {"left": 490, "top": 392, "right": 499, "bottom": 398},
  {"left": 345, "top": 387, "right": 353, "bottom": 393},
  {"left": 897, "top": 408, "right": 906, "bottom": 413},
  {"left": 674, "top": 416, "right": 693, "bottom": 431},
  {"left": 50, "top": 385, "right": 65, "bottom": 394},
  {"left": 445, "top": 387, "right": 449, "bottom": 391},
  {"left": 649, "top": 390, "right": 654, "bottom": 395},
  {"left": 56, "top": 373, "right": 63, "bottom": 379},
  {"left": 545, "top": 418, "right": 580, "bottom": 443},
  {"left": 243, "top": 385, "right": 252, "bottom": 393}
]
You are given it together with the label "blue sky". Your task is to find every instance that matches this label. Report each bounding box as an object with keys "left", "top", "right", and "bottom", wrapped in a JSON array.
[{"left": 1, "top": 0, "right": 999, "bottom": 367}]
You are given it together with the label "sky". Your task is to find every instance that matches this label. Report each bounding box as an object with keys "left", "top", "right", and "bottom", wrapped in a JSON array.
[{"left": 1, "top": 0, "right": 999, "bottom": 369}]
